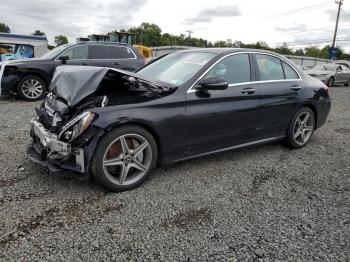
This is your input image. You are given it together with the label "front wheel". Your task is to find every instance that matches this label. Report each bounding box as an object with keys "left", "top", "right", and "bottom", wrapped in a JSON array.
[
  {"left": 17, "top": 75, "right": 46, "bottom": 101},
  {"left": 92, "top": 125, "right": 158, "bottom": 192},
  {"left": 286, "top": 107, "right": 315, "bottom": 149}
]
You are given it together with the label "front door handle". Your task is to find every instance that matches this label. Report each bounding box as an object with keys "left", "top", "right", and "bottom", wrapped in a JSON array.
[
  {"left": 241, "top": 87, "right": 255, "bottom": 94},
  {"left": 80, "top": 63, "right": 88, "bottom": 65},
  {"left": 291, "top": 85, "right": 302, "bottom": 91}
]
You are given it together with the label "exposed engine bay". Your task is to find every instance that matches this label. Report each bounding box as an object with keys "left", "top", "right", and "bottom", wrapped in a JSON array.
[{"left": 35, "top": 66, "right": 175, "bottom": 135}]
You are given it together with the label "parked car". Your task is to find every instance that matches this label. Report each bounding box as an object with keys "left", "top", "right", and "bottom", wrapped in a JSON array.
[
  {"left": 0, "top": 42, "right": 146, "bottom": 101},
  {"left": 0, "top": 33, "right": 49, "bottom": 62},
  {"left": 0, "top": 44, "right": 34, "bottom": 61},
  {"left": 335, "top": 60, "right": 350, "bottom": 69},
  {"left": 305, "top": 63, "right": 350, "bottom": 87},
  {"left": 27, "top": 48, "right": 331, "bottom": 192}
]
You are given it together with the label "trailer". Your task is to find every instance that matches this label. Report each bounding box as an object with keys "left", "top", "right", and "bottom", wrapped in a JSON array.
[{"left": 0, "top": 33, "right": 49, "bottom": 61}]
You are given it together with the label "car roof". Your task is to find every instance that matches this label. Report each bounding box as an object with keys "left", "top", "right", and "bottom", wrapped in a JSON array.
[
  {"left": 178, "top": 48, "right": 284, "bottom": 56},
  {"left": 74, "top": 41, "right": 131, "bottom": 47}
]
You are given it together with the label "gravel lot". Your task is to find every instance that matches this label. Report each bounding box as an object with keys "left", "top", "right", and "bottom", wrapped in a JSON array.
[{"left": 0, "top": 87, "right": 349, "bottom": 261}]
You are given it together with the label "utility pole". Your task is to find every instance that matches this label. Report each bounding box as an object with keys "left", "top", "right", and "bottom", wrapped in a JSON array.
[
  {"left": 332, "top": 0, "right": 344, "bottom": 48},
  {"left": 186, "top": 30, "right": 194, "bottom": 46},
  {"left": 186, "top": 30, "right": 194, "bottom": 38}
]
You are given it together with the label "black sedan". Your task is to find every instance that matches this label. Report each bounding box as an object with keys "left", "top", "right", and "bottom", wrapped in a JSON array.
[{"left": 27, "top": 48, "right": 331, "bottom": 191}]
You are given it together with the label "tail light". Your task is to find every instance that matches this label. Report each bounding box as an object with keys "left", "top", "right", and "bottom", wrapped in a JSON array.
[{"left": 323, "top": 84, "right": 330, "bottom": 95}]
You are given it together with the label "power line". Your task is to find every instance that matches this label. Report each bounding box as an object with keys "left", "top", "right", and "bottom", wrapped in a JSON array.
[
  {"left": 341, "top": 7, "right": 350, "bottom": 15},
  {"left": 271, "top": 24, "right": 350, "bottom": 37},
  {"left": 271, "top": 1, "right": 333, "bottom": 17},
  {"left": 283, "top": 37, "right": 350, "bottom": 47}
]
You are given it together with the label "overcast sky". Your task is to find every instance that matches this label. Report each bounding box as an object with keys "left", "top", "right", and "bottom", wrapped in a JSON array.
[{"left": 1, "top": 0, "right": 350, "bottom": 50}]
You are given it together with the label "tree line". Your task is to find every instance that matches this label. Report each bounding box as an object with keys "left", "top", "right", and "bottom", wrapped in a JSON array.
[{"left": 1, "top": 21, "right": 349, "bottom": 60}]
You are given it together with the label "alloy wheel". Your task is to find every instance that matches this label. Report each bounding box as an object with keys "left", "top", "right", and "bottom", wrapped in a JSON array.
[
  {"left": 21, "top": 79, "right": 44, "bottom": 99},
  {"left": 293, "top": 112, "right": 314, "bottom": 146},
  {"left": 102, "top": 134, "right": 153, "bottom": 186}
]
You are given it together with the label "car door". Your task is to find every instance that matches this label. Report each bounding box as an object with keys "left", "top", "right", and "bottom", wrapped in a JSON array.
[
  {"left": 59, "top": 45, "right": 89, "bottom": 66},
  {"left": 87, "top": 45, "right": 116, "bottom": 67},
  {"left": 254, "top": 53, "right": 301, "bottom": 137},
  {"left": 339, "top": 65, "right": 349, "bottom": 83},
  {"left": 186, "top": 53, "right": 261, "bottom": 155}
]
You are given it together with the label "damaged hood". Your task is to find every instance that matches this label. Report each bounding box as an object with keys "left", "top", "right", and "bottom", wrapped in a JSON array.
[{"left": 50, "top": 65, "right": 171, "bottom": 108}]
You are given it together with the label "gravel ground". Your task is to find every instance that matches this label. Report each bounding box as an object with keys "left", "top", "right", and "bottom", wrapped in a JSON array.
[{"left": 0, "top": 87, "right": 349, "bottom": 261}]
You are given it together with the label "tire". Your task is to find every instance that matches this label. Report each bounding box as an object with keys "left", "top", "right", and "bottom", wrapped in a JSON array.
[
  {"left": 91, "top": 125, "right": 158, "bottom": 192},
  {"left": 345, "top": 78, "right": 350, "bottom": 86},
  {"left": 327, "top": 77, "right": 334, "bottom": 87},
  {"left": 17, "top": 75, "right": 46, "bottom": 101},
  {"left": 286, "top": 107, "right": 315, "bottom": 149}
]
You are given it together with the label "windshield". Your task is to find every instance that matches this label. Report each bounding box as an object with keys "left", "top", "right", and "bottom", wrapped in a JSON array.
[
  {"left": 137, "top": 52, "right": 216, "bottom": 85},
  {"left": 313, "top": 64, "right": 336, "bottom": 71},
  {"left": 40, "top": 44, "right": 74, "bottom": 59}
]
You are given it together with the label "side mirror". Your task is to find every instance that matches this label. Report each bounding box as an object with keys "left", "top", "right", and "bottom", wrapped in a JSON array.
[
  {"left": 195, "top": 76, "right": 228, "bottom": 91},
  {"left": 59, "top": 55, "right": 69, "bottom": 64}
]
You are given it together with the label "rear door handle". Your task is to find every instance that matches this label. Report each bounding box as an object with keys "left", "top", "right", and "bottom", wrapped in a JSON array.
[
  {"left": 291, "top": 85, "right": 302, "bottom": 91},
  {"left": 241, "top": 87, "right": 255, "bottom": 94},
  {"left": 80, "top": 63, "right": 88, "bottom": 65},
  {"left": 114, "top": 62, "right": 120, "bottom": 65}
]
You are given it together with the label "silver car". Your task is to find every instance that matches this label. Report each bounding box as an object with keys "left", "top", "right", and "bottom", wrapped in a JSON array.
[{"left": 305, "top": 64, "right": 350, "bottom": 87}]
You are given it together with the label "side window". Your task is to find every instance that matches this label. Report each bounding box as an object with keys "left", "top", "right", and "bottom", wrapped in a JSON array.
[
  {"left": 61, "top": 45, "right": 88, "bottom": 60},
  {"left": 90, "top": 45, "right": 112, "bottom": 59},
  {"left": 113, "top": 46, "right": 136, "bottom": 59},
  {"left": 17, "top": 45, "right": 34, "bottom": 58},
  {"left": 203, "top": 54, "right": 251, "bottom": 85},
  {"left": 256, "top": 54, "right": 284, "bottom": 81},
  {"left": 341, "top": 65, "right": 348, "bottom": 71},
  {"left": 282, "top": 61, "right": 299, "bottom": 79}
]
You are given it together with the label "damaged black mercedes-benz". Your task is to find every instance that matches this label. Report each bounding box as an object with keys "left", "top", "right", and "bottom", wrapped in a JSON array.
[{"left": 27, "top": 49, "right": 331, "bottom": 192}]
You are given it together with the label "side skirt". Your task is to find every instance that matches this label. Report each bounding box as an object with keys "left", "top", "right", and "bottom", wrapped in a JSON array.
[{"left": 172, "top": 136, "right": 285, "bottom": 164}]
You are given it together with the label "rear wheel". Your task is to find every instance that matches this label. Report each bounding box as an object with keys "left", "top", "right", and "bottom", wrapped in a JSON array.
[
  {"left": 17, "top": 75, "right": 46, "bottom": 101},
  {"left": 286, "top": 107, "right": 315, "bottom": 149},
  {"left": 328, "top": 77, "right": 334, "bottom": 87},
  {"left": 345, "top": 78, "right": 350, "bottom": 86},
  {"left": 92, "top": 125, "right": 158, "bottom": 192}
]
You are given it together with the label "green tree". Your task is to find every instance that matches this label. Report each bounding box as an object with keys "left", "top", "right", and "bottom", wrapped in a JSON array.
[
  {"left": 129, "top": 22, "right": 162, "bottom": 46},
  {"left": 54, "top": 35, "right": 68, "bottom": 46},
  {"left": 274, "top": 43, "right": 293, "bottom": 55},
  {"left": 294, "top": 48, "right": 305, "bottom": 56},
  {"left": 304, "top": 46, "right": 322, "bottom": 58},
  {"left": 47, "top": 44, "right": 55, "bottom": 50},
  {"left": 0, "top": 22, "right": 10, "bottom": 33},
  {"left": 214, "top": 40, "right": 229, "bottom": 47},
  {"left": 32, "top": 30, "right": 46, "bottom": 36}
]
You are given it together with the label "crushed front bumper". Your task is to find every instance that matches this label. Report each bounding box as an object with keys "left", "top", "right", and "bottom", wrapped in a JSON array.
[{"left": 27, "top": 119, "right": 85, "bottom": 173}]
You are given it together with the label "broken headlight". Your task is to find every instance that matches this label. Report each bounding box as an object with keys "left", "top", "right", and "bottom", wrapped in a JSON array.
[{"left": 58, "top": 112, "right": 95, "bottom": 142}]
